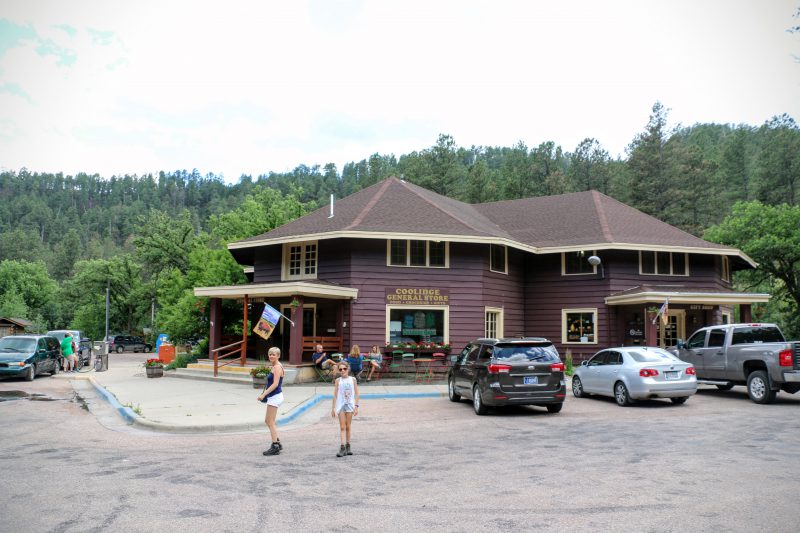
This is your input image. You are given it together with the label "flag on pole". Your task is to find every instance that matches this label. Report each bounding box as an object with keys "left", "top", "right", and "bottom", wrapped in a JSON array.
[
  {"left": 652, "top": 298, "right": 670, "bottom": 325},
  {"left": 253, "top": 304, "right": 282, "bottom": 341}
]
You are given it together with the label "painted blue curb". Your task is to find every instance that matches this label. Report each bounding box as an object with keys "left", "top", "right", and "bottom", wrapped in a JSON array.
[
  {"left": 89, "top": 378, "right": 138, "bottom": 424},
  {"left": 277, "top": 391, "right": 443, "bottom": 426}
]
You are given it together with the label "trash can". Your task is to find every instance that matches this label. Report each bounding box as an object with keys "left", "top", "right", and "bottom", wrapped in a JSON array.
[
  {"left": 158, "top": 343, "right": 176, "bottom": 364},
  {"left": 94, "top": 342, "right": 109, "bottom": 372}
]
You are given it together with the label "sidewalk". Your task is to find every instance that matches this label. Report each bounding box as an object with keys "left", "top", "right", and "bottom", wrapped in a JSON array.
[{"left": 56, "top": 354, "right": 446, "bottom": 433}]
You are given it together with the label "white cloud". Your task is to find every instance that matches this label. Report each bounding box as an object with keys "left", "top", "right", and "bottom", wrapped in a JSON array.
[{"left": 1, "top": 0, "right": 799, "bottom": 180}]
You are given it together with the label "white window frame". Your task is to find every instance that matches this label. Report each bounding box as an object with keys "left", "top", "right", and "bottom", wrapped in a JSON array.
[
  {"left": 720, "top": 256, "right": 731, "bottom": 283},
  {"left": 489, "top": 245, "right": 508, "bottom": 274},
  {"left": 561, "top": 251, "right": 597, "bottom": 276},
  {"left": 562, "top": 308, "right": 599, "bottom": 345},
  {"left": 386, "top": 240, "right": 449, "bottom": 268},
  {"left": 385, "top": 304, "right": 449, "bottom": 345},
  {"left": 282, "top": 241, "right": 318, "bottom": 281},
  {"left": 279, "top": 303, "right": 317, "bottom": 336},
  {"left": 485, "top": 307, "right": 504, "bottom": 339},
  {"left": 639, "top": 251, "right": 689, "bottom": 276}
]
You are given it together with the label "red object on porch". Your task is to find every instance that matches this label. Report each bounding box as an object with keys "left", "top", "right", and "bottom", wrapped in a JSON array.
[{"left": 158, "top": 344, "right": 176, "bottom": 364}]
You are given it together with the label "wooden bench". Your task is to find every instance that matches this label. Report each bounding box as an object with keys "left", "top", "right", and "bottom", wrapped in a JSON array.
[{"left": 302, "top": 336, "right": 343, "bottom": 357}]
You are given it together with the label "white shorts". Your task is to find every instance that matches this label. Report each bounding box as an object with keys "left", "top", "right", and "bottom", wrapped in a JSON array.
[{"left": 266, "top": 392, "right": 284, "bottom": 407}]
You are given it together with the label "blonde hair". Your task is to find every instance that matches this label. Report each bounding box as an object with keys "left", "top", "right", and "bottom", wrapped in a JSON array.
[
  {"left": 350, "top": 344, "right": 360, "bottom": 356},
  {"left": 268, "top": 347, "right": 281, "bottom": 358}
]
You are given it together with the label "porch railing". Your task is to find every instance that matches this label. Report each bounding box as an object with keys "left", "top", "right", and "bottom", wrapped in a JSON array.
[{"left": 211, "top": 340, "right": 246, "bottom": 377}]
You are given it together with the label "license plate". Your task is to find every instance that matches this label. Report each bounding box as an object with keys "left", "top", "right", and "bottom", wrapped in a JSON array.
[
  {"left": 524, "top": 376, "right": 538, "bottom": 385},
  {"left": 665, "top": 371, "right": 679, "bottom": 380}
]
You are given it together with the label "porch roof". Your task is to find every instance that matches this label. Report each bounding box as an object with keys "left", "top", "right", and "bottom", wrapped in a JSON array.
[
  {"left": 605, "top": 285, "right": 770, "bottom": 305},
  {"left": 193, "top": 281, "right": 358, "bottom": 300}
]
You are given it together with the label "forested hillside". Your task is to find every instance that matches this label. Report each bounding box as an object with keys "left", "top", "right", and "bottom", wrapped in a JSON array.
[{"left": 2, "top": 103, "right": 799, "bottom": 340}]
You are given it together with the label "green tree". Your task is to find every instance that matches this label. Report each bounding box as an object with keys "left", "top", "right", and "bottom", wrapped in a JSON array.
[
  {"left": 0, "top": 259, "right": 58, "bottom": 320},
  {"left": 705, "top": 201, "right": 800, "bottom": 337},
  {"left": 625, "top": 102, "right": 672, "bottom": 214}
]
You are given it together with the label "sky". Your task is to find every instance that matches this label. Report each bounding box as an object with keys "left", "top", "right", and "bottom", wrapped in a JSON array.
[{"left": 1, "top": 0, "right": 799, "bottom": 183}]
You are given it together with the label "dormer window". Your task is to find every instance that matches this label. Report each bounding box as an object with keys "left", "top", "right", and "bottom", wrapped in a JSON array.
[{"left": 283, "top": 241, "right": 318, "bottom": 280}]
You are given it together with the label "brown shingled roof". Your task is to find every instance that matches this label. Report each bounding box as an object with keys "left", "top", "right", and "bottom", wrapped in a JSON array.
[{"left": 230, "top": 177, "right": 740, "bottom": 257}]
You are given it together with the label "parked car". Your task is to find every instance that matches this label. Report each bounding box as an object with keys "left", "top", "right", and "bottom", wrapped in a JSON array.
[
  {"left": 46, "top": 330, "right": 91, "bottom": 367},
  {"left": 447, "top": 337, "right": 566, "bottom": 415},
  {"left": 109, "top": 335, "right": 152, "bottom": 353},
  {"left": 572, "top": 347, "right": 697, "bottom": 406},
  {"left": 0, "top": 335, "right": 62, "bottom": 381},
  {"left": 671, "top": 323, "right": 800, "bottom": 404}
]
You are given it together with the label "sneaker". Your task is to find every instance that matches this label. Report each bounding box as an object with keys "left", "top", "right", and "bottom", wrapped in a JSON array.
[
  {"left": 263, "top": 443, "right": 280, "bottom": 456},
  {"left": 336, "top": 445, "right": 346, "bottom": 458}
]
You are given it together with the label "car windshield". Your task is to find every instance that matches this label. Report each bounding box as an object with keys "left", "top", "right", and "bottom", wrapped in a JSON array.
[
  {"left": 0, "top": 337, "right": 36, "bottom": 352},
  {"left": 493, "top": 344, "right": 559, "bottom": 362},
  {"left": 627, "top": 350, "right": 679, "bottom": 363}
]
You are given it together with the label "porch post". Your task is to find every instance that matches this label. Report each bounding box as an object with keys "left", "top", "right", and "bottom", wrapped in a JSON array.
[
  {"left": 209, "top": 298, "right": 222, "bottom": 354},
  {"left": 740, "top": 304, "right": 752, "bottom": 323},
  {"left": 242, "top": 294, "right": 248, "bottom": 366},
  {"left": 336, "top": 303, "right": 344, "bottom": 353},
  {"left": 645, "top": 308, "right": 658, "bottom": 346},
  {"left": 289, "top": 295, "right": 304, "bottom": 365}
]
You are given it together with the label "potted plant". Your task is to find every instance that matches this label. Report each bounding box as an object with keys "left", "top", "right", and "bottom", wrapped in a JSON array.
[
  {"left": 250, "top": 365, "right": 272, "bottom": 388},
  {"left": 144, "top": 358, "right": 164, "bottom": 378}
]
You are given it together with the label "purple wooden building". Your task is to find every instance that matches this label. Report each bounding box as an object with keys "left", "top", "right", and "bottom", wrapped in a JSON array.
[{"left": 195, "top": 177, "right": 768, "bottom": 365}]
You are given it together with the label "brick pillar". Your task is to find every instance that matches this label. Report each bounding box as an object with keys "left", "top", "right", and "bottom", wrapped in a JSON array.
[{"left": 645, "top": 310, "right": 658, "bottom": 346}]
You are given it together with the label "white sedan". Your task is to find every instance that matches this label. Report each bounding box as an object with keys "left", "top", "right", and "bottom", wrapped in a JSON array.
[{"left": 572, "top": 347, "right": 697, "bottom": 406}]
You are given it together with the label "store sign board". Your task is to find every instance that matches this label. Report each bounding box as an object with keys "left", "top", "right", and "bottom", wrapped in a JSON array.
[{"left": 386, "top": 287, "right": 449, "bottom": 305}]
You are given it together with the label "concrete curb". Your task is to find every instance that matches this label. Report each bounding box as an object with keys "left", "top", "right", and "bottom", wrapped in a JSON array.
[{"left": 84, "top": 379, "right": 446, "bottom": 434}]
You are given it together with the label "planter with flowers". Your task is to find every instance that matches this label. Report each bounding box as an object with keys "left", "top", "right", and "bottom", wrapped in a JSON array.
[
  {"left": 144, "top": 358, "right": 165, "bottom": 378},
  {"left": 250, "top": 365, "right": 272, "bottom": 388}
]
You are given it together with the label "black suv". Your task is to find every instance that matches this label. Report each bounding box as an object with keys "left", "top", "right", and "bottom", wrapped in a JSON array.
[
  {"left": 447, "top": 337, "right": 566, "bottom": 415},
  {"left": 109, "top": 335, "right": 152, "bottom": 353}
]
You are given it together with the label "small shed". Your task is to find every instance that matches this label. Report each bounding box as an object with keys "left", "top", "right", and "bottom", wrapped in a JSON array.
[{"left": 0, "top": 317, "right": 32, "bottom": 338}]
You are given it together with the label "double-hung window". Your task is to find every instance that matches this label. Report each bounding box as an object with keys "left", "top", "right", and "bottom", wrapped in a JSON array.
[
  {"left": 283, "top": 241, "right": 318, "bottom": 280},
  {"left": 639, "top": 251, "right": 688, "bottom": 276},
  {"left": 388, "top": 240, "right": 448, "bottom": 268}
]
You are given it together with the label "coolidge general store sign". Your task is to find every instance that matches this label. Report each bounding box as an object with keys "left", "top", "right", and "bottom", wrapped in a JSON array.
[{"left": 385, "top": 287, "right": 450, "bottom": 305}]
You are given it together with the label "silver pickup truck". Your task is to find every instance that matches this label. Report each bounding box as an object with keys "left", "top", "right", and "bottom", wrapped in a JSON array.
[{"left": 672, "top": 323, "right": 800, "bottom": 404}]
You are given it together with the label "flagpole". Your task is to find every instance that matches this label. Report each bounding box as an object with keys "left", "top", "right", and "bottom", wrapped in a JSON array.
[{"left": 277, "top": 308, "right": 295, "bottom": 327}]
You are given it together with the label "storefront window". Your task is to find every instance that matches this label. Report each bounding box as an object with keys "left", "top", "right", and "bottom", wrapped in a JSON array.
[
  {"left": 562, "top": 309, "right": 597, "bottom": 344},
  {"left": 388, "top": 308, "right": 446, "bottom": 344}
]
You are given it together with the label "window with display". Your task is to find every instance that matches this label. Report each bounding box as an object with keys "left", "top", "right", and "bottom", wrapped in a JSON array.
[
  {"left": 562, "top": 309, "right": 597, "bottom": 344},
  {"left": 387, "top": 307, "right": 447, "bottom": 345}
]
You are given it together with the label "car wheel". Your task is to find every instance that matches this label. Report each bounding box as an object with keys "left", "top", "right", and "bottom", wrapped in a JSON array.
[
  {"left": 25, "top": 365, "right": 36, "bottom": 381},
  {"left": 546, "top": 403, "right": 563, "bottom": 413},
  {"left": 473, "top": 385, "right": 488, "bottom": 416},
  {"left": 614, "top": 381, "right": 634, "bottom": 406},
  {"left": 716, "top": 383, "right": 734, "bottom": 391},
  {"left": 51, "top": 361, "right": 59, "bottom": 376},
  {"left": 572, "top": 376, "right": 585, "bottom": 398},
  {"left": 145, "top": 345, "right": 152, "bottom": 353},
  {"left": 116, "top": 346, "right": 124, "bottom": 354},
  {"left": 448, "top": 376, "right": 461, "bottom": 402},
  {"left": 747, "top": 370, "right": 777, "bottom": 404},
  {"left": 670, "top": 397, "right": 688, "bottom": 405}
]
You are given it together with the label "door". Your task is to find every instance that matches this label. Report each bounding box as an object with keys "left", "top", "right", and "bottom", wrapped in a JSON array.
[
  {"left": 658, "top": 309, "right": 685, "bottom": 348},
  {"left": 677, "top": 330, "right": 707, "bottom": 371},
  {"left": 455, "top": 344, "right": 480, "bottom": 396},
  {"left": 701, "top": 328, "right": 728, "bottom": 375},
  {"left": 595, "top": 350, "right": 623, "bottom": 395},
  {"left": 581, "top": 351, "right": 608, "bottom": 392},
  {"left": 280, "top": 303, "right": 317, "bottom": 354}
]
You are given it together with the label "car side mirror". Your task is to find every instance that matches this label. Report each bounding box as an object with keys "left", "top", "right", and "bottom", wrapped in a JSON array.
[
  {"left": 449, "top": 355, "right": 458, "bottom": 363},
  {"left": 676, "top": 340, "right": 686, "bottom": 350},
  {"left": 581, "top": 360, "right": 588, "bottom": 366}
]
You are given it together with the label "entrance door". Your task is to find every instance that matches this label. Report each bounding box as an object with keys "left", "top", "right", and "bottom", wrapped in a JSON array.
[
  {"left": 280, "top": 304, "right": 316, "bottom": 354},
  {"left": 658, "top": 309, "right": 685, "bottom": 348}
]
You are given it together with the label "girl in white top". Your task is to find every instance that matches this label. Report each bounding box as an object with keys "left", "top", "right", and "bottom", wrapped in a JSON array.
[{"left": 331, "top": 362, "right": 359, "bottom": 457}]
